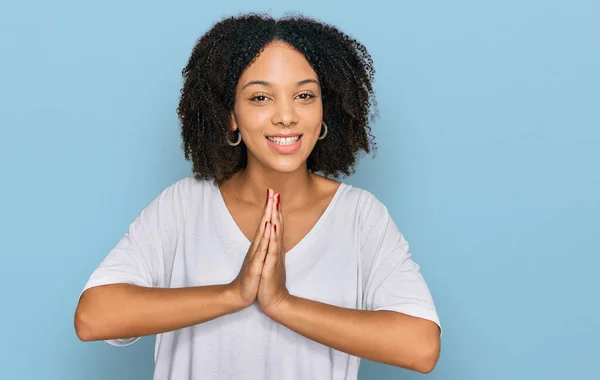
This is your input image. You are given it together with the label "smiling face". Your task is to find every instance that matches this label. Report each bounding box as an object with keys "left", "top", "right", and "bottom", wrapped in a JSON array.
[{"left": 231, "top": 40, "right": 323, "bottom": 173}]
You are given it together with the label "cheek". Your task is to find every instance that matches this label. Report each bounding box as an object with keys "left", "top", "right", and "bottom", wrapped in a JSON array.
[
  {"left": 298, "top": 104, "right": 323, "bottom": 129},
  {"left": 237, "top": 102, "right": 270, "bottom": 121}
]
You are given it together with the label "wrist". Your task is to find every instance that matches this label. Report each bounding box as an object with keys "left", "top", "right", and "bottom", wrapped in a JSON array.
[
  {"left": 264, "top": 293, "right": 294, "bottom": 321},
  {"left": 222, "top": 283, "right": 249, "bottom": 312}
]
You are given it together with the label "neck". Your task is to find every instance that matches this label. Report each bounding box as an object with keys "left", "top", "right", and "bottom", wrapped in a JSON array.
[{"left": 233, "top": 159, "right": 314, "bottom": 208}]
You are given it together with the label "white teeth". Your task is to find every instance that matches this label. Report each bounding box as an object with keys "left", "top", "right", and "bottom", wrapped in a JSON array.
[{"left": 267, "top": 136, "right": 301, "bottom": 145}]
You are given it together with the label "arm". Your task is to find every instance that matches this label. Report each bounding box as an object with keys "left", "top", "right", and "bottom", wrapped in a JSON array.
[
  {"left": 73, "top": 180, "right": 194, "bottom": 343},
  {"left": 258, "top": 192, "right": 441, "bottom": 374},
  {"left": 76, "top": 181, "right": 278, "bottom": 343},
  {"left": 266, "top": 296, "right": 440, "bottom": 374},
  {"left": 74, "top": 283, "right": 242, "bottom": 342}
]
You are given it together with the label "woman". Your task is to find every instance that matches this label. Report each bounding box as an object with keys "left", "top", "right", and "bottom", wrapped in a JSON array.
[{"left": 74, "top": 13, "right": 442, "bottom": 380}]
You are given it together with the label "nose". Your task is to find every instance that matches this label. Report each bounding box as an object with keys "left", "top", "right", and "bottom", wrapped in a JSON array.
[{"left": 271, "top": 97, "right": 298, "bottom": 128}]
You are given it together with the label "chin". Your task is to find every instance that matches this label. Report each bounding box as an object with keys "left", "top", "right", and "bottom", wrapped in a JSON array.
[{"left": 268, "top": 157, "right": 306, "bottom": 173}]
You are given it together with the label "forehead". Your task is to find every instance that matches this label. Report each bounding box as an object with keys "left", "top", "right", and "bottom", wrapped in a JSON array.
[{"left": 238, "top": 41, "right": 317, "bottom": 85}]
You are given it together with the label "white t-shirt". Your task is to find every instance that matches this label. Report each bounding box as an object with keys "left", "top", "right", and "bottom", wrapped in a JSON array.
[{"left": 82, "top": 176, "right": 440, "bottom": 380}]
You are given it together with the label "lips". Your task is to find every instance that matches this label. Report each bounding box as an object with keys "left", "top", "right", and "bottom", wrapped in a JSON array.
[
  {"left": 266, "top": 135, "right": 302, "bottom": 145},
  {"left": 265, "top": 134, "right": 303, "bottom": 154}
]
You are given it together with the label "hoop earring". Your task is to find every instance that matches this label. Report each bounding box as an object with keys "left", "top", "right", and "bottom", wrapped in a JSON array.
[
  {"left": 318, "top": 122, "right": 328, "bottom": 140},
  {"left": 227, "top": 130, "right": 242, "bottom": 146}
]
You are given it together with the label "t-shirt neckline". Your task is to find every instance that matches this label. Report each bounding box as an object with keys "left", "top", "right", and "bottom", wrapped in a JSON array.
[{"left": 211, "top": 180, "right": 348, "bottom": 264}]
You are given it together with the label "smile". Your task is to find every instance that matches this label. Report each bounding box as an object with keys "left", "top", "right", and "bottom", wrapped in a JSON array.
[{"left": 266, "top": 135, "right": 302, "bottom": 145}]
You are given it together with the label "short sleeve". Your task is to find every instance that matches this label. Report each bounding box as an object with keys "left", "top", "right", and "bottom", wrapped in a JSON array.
[
  {"left": 359, "top": 192, "right": 441, "bottom": 333},
  {"left": 80, "top": 177, "right": 190, "bottom": 346}
]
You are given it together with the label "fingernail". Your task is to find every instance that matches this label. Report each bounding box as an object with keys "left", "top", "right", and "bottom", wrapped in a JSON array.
[
  {"left": 276, "top": 201, "right": 279, "bottom": 211},
  {"left": 266, "top": 189, "right": 269, "bottom": 205},
  {"left": 274, "top": 224, "right": 277, "bottom": 232},
  {"left": 265, "top": 221, "right": 268, "bottom": 228}
]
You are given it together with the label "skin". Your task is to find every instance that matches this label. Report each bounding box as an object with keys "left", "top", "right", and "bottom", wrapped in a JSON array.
[
  {"left": 74, "top": 41, "right": 440, "bottom": 374},
  {"left": 221, "top": 40, "right": 341, "bottom": 255},
  {"left": 232, "top": 40, "right": 324, "bottom": 177},
  {"left": 226, "top": 41, "right": 440, "bottom": 373}
]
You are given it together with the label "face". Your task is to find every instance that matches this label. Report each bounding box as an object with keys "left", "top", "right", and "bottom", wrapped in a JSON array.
[{"left": 231, "top": 41, "right": 323, "bottom": 173}]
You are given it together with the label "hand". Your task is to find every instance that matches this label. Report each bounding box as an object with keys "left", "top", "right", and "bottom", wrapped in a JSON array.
[
  {"left": 228, "top": 189, "right": 275, "bottom": 309},
  {"left": 258, "top": 193, "right": 290, "bottom": 315}
]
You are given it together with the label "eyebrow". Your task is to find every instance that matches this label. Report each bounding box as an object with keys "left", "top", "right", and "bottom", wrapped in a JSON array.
[{"left": 241, "top": 78, "right": 320, "bottom": 90}]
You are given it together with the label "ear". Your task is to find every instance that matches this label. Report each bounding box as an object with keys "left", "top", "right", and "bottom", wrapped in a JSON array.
[{"left": 230, "top": 111, "right": 238, "bottom": 132}]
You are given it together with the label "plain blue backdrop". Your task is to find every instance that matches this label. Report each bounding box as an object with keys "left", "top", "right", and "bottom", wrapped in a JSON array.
[{"left": 1, "top": 0, "right": 598, "bottom": 379}]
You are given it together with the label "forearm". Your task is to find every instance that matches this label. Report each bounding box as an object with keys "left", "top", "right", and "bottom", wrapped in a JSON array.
[
  {"left": 75, "top": 283, "right": 242, "bottom": 342},
  {"left": 268, "top": 296, "right": 440, "bottom": 373}
]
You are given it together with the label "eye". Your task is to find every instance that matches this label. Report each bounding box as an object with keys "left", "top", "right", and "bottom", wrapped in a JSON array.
[
  {"left": 296, "top": 92, "right": 316, "bottom": 101},
  {"left": 250, "top": 94, "right": 270, "bottom": 102}
]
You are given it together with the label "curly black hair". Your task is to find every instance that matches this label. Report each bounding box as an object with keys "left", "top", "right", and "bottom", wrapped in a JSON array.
[{"left": 177, "top": 12, "right": 378, "bottom": 185}]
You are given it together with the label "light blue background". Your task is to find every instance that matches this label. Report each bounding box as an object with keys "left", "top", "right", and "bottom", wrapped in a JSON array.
[{"left": 1, "top": 0, "right": 598, "bottom": 379}]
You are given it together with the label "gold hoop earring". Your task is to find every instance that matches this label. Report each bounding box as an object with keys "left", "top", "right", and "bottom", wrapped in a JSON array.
[
  {"left": 318, "top": 122, "right": 328, "bottom": 140},
  {"left": 227, "top": 130, "right": 242, "bottom": 146}
]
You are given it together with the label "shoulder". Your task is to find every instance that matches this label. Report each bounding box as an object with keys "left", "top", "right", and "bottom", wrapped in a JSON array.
[
  {"left": 313, "top": 174, "right": 385, "bottom": 213},
  {"left": 159, "top": 175, "right": 215, "bottom": 197},
  {"left": 334, "top": 181, "right": 389, "bottom": 221},
  {"left": 149, "top": 175, "right": 216, "bottom": 212},
  {"left": 330, "top": 182, "right": 397, "bottom": 249},
  {"left": 322, "top": 180, "right": 392, "bottom": 242}
]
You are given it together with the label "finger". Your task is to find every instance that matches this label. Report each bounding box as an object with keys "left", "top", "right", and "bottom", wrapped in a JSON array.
[
  {"left": 273, "top": 221, "right": 286, "bottom": 269},
  {"left": 271, "top": 194, "right": 283, "bottom": 245},
  {"left": 260, "top": 190, "right": 275, "bottom": 244},
  {"left": 248, "top": 221, "right": 269, "bottom": 256},
  {"left": 276, "top": 193, "right": 283, "bottom": 236},
  {"left": 251, "top": 221, "right": 271, "bottom": 268},
  {"left": 263, "top": 222, "right": 279, "bottom": 269},
  {"left": 273, "top": 219, "right": 285, "bottom": 266},
  {"left": 271, "top": 193, "right": 280, "bottom": 231},
  {"left": 253, "top": 189, "right": 274, "bottom": 243},
  {"left": 264, "top": 188, "right": 275, "bottom": 222},
  {"left": 248, "top": 218, "right": 266, "bottom": 259},
  {"left": 273, "top": 204, "right": 286, "bottom": 266}
]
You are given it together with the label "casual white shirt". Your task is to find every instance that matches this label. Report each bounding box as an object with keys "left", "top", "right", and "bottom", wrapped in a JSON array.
[{"left": 82, "top": 176, "right": 441, "bottom": 380}]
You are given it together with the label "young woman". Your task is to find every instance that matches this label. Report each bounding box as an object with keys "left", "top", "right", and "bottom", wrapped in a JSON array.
[{"left": 75, "top": 13, "right": 442, "bottom": 380}]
